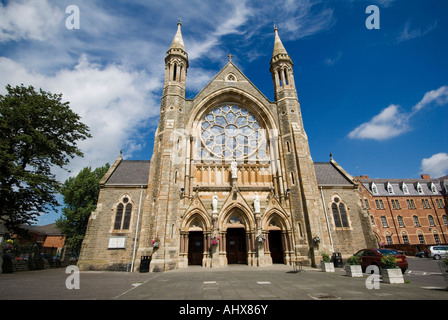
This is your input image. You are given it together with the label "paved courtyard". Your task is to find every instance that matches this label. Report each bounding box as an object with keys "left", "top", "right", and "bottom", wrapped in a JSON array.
[{"left": 1, "top": 264, "right": 447, "bottom": 301}]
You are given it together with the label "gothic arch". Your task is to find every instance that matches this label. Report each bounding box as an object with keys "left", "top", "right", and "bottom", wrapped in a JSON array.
[
  {"left": 219, "top": 203, "right": 255, "bottom": 231},
  {"left": 262, "top": 209, "right": 291, "bottom": 231},
  {"left": 188, "top": 87, "right": 277, "bottom": 134},
  {"left": 181, "top": 209, "right": 212, "bottom": 232}
]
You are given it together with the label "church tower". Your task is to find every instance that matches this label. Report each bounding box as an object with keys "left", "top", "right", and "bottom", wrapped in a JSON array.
[
  {"left": 136, "top": 20, "right": 191, "bottom": 272},
  {"left": 270, "top": 26, "right": 333, "bottom": 263}
]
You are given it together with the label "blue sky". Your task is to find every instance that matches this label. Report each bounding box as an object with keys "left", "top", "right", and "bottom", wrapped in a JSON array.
[{"left": 1, "top": 0, "right": 447, "bottom": 225}]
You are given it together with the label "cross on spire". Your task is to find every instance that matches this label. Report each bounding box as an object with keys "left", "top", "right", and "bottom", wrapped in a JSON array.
[{"left": 228, "top": 53, "right": 233, "bottom": 62}]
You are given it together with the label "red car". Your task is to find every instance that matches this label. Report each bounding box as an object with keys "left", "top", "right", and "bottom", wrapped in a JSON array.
[{"left": 354, "top": 249, "right": 408, "bottom": 274}]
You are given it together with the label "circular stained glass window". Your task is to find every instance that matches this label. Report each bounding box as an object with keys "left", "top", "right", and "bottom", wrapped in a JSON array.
[{"left": 200, "top": 105, "right": 268, "bottom": 160}]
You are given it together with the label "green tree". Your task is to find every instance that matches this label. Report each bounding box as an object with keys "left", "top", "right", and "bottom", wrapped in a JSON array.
[
  {"left": 56, "top": 164, "right": 109, "bottom": 251},
  {"left": 0, "top": 84, "right": 91, "bottom": 232}
]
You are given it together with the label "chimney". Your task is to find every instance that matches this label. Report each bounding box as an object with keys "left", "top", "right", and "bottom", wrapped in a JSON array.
[
  {"left": 358, "top": 175, "right": 370, "bottom": 179},
  {"left": 421, "top": 174, "right": 431, "bottom": 179}
]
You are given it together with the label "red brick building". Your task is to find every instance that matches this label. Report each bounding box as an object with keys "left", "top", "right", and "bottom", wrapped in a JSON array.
[{"left": 358, "top": 174, "right": 448, "bottom": 254}]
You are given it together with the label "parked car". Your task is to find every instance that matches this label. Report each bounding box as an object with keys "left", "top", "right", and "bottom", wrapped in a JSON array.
[
  {"left": 354, "top": 248, "right": 408, "bottom": 274},
  {"left": 415, "top": 251, "right": 425, "bottom": 258},
  {"left": 427, "top": 246, "right": 448, "bottom": 260}
]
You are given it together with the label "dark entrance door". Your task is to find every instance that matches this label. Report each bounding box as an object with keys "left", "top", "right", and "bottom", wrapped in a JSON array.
[
  {"left": 269, "top": 230, "right": 284, "bottom": 263},
  {"left": 226, "top": 228, "right": 247, "bottom": 264},
  {"left": 188, "top": 231, "right": 203, "bottom": 265}
]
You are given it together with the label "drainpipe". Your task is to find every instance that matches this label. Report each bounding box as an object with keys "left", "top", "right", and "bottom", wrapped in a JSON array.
[
  {"left": 131, "top": 185, "right": 144, "bottom": 272},
  {"left": 320, "top": 186, "right": 334, "bottom": 253}
]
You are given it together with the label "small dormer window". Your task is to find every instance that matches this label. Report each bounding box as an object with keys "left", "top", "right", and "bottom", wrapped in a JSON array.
[
  {"left": 387, "top": 182, "right": 394, "bottom": 195},
  {"left": 371, "top": 182, "right": 378, "bottom": 195},
  {"left": 402, "top": 182, "right": 409, "bottom": 194},
  {"left": 430, "top": 183, "right": 437, "bottom": 194},
  {"left": 417, "top": 182, "right": 424, "bottom": 195}
]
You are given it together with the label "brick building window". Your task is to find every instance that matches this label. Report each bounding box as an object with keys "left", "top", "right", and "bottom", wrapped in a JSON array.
[
  {"left": 391, "top": 199, "right": 400, "bottom": 210},
  {"left": 407, "top": 199, "right": 416, "bottom": 209},
  {"left": 386, "top": 235, "right": 393, "bottom": 245},
  {"left": 428, "top": 215, "right": 435, "bottom": 227},
  {"left": 413, "top": 215, "right": 420, "bottom": 227},
  {"left": 402, "top": 233, "right": 409, "bottom": 244},
  {"left": 397, "top": 216, "right": 405, "bottom": 227},
  {"left": 443, "top": 215, "right": 448, "bottom": 226},
  {"left": 434, "top": 233, "right": 441, "bottom": 244},
  {"left": 364, "top": 198, "right": 370, "bottom": 209},
  {"left": 114, "top": 197, "right": 132, "bottom": 230},
  {"left": 436, "top": 199, "right": 445, "bottom": 208},
  {"left": 422, "top": 199, "right": 431, "bottom": 209},
  {"left": 331, "top": 197, "right": 349, "bottom": 228},
  {"left": 418, "top": 233, "right": 425, "bottom": 244},
  {"left": 375, "top": 199, "right": 384, "bottom": 209},
  {"left": 381, "top": 216, "right": 388, "bottom": 227}
]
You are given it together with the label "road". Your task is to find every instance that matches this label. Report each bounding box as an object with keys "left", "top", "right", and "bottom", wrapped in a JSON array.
[{"left": 404, "top": 256, "right": 447, "bottom": 288}]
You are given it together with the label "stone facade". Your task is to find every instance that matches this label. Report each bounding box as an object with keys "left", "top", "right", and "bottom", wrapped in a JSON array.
[{"left": 77, "top": 22, "right": 376, "bottom": 272}]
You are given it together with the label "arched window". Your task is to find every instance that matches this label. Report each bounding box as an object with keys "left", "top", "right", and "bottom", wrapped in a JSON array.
[
  {"left": 331, "top": 197, "right": 349, "bottom": 228},
  {"left": 114, "top": 196, "right": 132, "bottom": 230},
  {"left": 428, "top": 215, "right": 435, "bottom": 227},
  {"left": 413, "top": 215, "right": 420, "bottom": 227},
  {"left": 397, "top": 216, "right": 405, "bottom": 227}
]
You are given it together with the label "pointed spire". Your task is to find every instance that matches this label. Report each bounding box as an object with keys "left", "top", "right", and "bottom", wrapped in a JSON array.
[
  {"left": 272, "top": 24, "right": 288, "bottom": 57},
  {"left": 170, "top": 18, "right": 185, "bottom": 50}
]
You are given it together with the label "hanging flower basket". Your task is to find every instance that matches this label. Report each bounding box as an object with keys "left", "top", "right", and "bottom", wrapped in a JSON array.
[
  {"left": 312, "top": 235, "right": 321, "bottom": 244},
  {"left": 151, "top": 237, "right": 160, "bottom": 248},
  {"left": 256, "top": 233, "right": 265, "bottom": 244},
  {"left": 210, "top": 235, "right": 220, "bottom": 246}
]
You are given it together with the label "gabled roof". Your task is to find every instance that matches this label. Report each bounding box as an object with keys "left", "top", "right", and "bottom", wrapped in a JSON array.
[
  {"left": 105, "top": 160, "right": 150, "bottom": 186},
  {"left": 191, "top": 60, "right": 272, "bottom": 104},
  {"left": 314, "top": 162, "right": 354, "bottom": 186}
]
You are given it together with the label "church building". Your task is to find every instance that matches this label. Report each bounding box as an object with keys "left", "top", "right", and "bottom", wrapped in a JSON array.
[{"left": 77, "top": 22, "right": 377, "bottom": 272}]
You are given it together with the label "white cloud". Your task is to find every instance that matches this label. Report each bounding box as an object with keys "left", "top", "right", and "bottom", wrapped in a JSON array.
[
  {"left": 412, "top": 85, "right": 448, "bottom": 113},
  {"left": 325, "top": 51, "right": 342, "bottom": 66},
  {"left": 349, "top": 85, "right": 448, "bottom": 141},
  {"left": 420, "top": 153, "right": 448, "bottom": 178},
  {"left": 348, "top": 104, "right": 409, "bottom": 141},
  {"left": 0, "top": 0, "right": 63, "bottom": 42},
  {"left": 396, "top": 20, "right": 437, "bottom": 44},
  {"left": 0, "top": 55, "right": 159, "bottom": 182}
]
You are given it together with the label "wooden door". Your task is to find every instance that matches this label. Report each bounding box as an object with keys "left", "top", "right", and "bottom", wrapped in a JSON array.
[
  {"left": 269, "top": 230, "right": 284, "bottom": 263},
  {"left": 226, "top": 228, "right": 247, "bottom": 264},
  {"left": 188, "top": 231, "right": 204, "bottom": 265}
]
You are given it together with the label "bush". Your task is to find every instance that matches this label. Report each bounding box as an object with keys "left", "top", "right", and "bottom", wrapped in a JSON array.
[
  {"left": 346, "top": 255, "right": 361, "bottom": 265},
  {"left": 320, "top": 251, "right": 331, "bottom": 263},
  {"left": 381, "top": 255, "right": 398, "bottom": 269}
]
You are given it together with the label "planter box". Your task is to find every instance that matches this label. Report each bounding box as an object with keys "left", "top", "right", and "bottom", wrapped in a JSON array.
[
  {"left": 321, "top": 262, "right": 334, "bottom": 272},
  {"left": 381, "top": 268, "right": 404, "bottom": 284},
  {"left": 345, "top": 264, "right": 363, "bottom": 277}
]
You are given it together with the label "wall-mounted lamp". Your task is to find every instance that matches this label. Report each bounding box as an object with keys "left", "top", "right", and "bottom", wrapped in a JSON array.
[
  {"left": 285, "top": 188, "right": 291, "bottom": 199},
  {"left": 180, "top": 188, "right": 185, "bottom": 198}
]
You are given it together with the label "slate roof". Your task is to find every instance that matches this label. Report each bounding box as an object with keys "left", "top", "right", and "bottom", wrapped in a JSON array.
[
  {"left": 313, "top": 162, "right": 354, "bottom": 186},
  {"left": 105, "top": 160, "right": 150, "bottom": 186},
  {"left": 359, "top": 178, "right": 448, "bottom": 197}
]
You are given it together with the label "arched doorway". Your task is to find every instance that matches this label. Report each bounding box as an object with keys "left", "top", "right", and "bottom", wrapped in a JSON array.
[
  {"left": 226, "top": 228, "right": 247, "bottom": 264},
  {"left": 269, "top": 230, "right": 284, "bottom": 263},
  {"left": 188, "top": 231, "right": 204, "bottom": 265}
]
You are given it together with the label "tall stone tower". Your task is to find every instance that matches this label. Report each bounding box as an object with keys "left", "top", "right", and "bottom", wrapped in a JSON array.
[{"left": 77, "top": 22, "right": 374, "bottom": 272}]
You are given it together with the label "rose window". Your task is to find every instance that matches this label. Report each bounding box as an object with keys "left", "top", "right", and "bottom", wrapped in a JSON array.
[{"left": 200, "top": 105, "right": 268, "bottom": 160}]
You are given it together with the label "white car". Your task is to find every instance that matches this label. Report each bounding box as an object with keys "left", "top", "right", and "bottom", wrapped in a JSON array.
[{"left": 427, "top": 246, "right": 448, "bottom": 260}]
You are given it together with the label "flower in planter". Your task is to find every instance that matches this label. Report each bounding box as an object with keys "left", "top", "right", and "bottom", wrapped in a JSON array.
[
  {"left": 320, "top": 251, "right": 331, "bottom": 263},
  {"left": 346, "top": 255, "right": 361, "bottom": 265},
  {"left": 151, "top": 237, "right": 160, "bottom": 248},
  {"left": 210, "top": 235, "right": 220, "bottom": 245},
  {"left": 381, "top": 255, "right": 398, "bottom": 269},
  {"left": 312, "top": 235, "right": 321, "bottom": 244}
]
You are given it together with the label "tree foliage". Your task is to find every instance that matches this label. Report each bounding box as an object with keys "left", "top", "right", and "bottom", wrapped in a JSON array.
[
  {"left": 0, "top": 84, "right": 91, "bottom": 232},
  {"left": 56, "top": 164, "right": 109, "bottom": 251}
]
